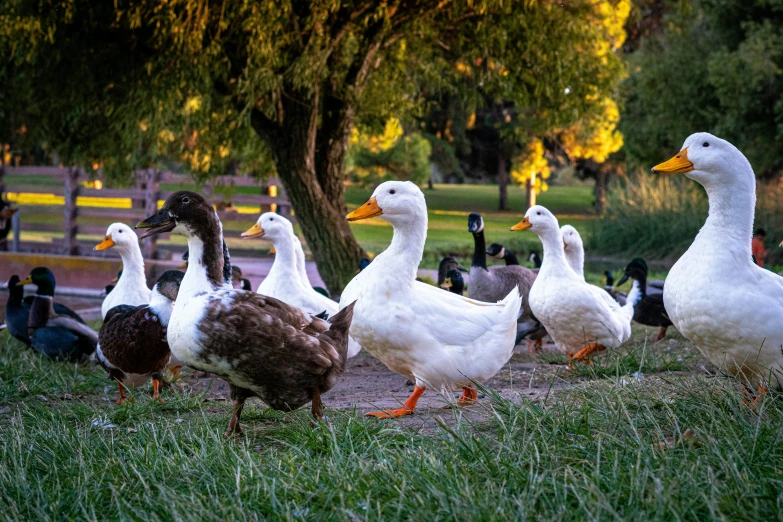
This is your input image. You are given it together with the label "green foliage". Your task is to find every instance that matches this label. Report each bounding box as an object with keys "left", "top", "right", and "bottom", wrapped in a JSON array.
[
  {"left": 346, "top": 119, "right": 432, "bottom": 187},
  {"left": 621, "top": 0, "right": 783, "bottom": 176}
]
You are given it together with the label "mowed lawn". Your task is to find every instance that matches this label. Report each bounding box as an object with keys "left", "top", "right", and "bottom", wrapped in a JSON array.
[{"left": 2, "top": 325, "right": 783, "bottom": 520}]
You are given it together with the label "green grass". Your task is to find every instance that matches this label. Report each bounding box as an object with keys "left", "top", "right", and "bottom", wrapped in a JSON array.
[{"left": 3, "top": 322, "right": 783, "bottom": 520}]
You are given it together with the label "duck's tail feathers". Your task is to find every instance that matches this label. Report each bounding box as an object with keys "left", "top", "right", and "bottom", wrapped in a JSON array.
[
  {"left": 500, "top": 286, "right": 524, "bottom": 321},
  {"left": 319, "top": 301, "right": 356, "bottom": 363},
  {"left": 619, "top": 280, "right": 642, "bottom": 323}
]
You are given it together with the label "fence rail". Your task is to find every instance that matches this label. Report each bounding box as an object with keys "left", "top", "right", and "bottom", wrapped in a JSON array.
[{"left": 0, "top": 166, "right": 291, "bottom": 258}]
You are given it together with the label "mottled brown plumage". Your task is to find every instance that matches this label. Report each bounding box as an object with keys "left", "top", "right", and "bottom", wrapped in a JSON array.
[{"left": 202, "top": 294, "right": 354, "bottom": 416}]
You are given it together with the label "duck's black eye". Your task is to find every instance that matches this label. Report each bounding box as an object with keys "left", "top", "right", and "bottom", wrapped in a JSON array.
[
  {"left": 389, "top": 189, "right": 396, "bottom": 194},
  {"left": 270, "top": 217, "right": 274, "bottom": 221},
  {"left": 182, "top": 196, "right": 190, "bottom": 203},
  {"left": 118, "top": 230, "right": 123, "bottom": 233},
  {"left": 703, "top": 142, "right": 709, "bottom": 147},
  {"left": 537, "top": 212, "right": 541, "bottom": 216}
]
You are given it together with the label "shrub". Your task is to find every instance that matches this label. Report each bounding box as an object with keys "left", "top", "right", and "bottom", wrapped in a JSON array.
[
  {"left": 590, "top": 170, "right": 783, "bottom": 262},
  {"left": 589, "top": 171, "right": 707, "bottom": 259}
]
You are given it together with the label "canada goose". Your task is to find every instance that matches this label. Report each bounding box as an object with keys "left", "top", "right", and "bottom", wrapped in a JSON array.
[
  {"left": 486, "top": 243, "right": 520, "bottom": 266},
  {"left": 467, "top": 213, "right": 536, "bottom": 322}
]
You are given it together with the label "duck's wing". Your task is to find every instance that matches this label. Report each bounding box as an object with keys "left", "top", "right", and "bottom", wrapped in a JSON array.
[
  {"left": 753, "top": 265, "right": 783, "bottom": 302},
  {"left": 52, "top": 303, "right": 85, "bottom": 323},
  {"left": 411, "top": 282, "right": 519, "bottom": 347},
  {"left": 46, "top": 314, "right": 99, "bottom": 344},
  {"left": 202, "top": 291, "right": 346, "bottom": 374},
  {"left": 98, "top": 305, "right": 170, "bottom": 375}
]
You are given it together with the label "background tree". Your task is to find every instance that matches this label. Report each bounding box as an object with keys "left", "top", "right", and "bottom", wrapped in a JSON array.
[
  {"left": 620, "top": 0, "right": 783, "bottom": 177},
  {"left": 2, "top": 0, "right": 632, "bottom": 292}
]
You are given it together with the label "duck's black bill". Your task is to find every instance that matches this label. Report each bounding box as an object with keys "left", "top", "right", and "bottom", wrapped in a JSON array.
[
  {"left": 136, "top": 210, "right": 176, "bottom": 239},
  {"left": 615, "top": 274, "right": 629, "bottom": 287}
]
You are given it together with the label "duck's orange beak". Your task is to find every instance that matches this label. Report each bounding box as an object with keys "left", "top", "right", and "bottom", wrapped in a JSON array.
[
  {"left": 510, "top": 216, "right": 531, "bottom": 231},
  {"left": 95, "top": 235, "right": 115, "bottom": 251},
  {"left": 652, "top": 147, "right": 693, "bottom": 174},
  {"left": 241, "top": 223, "right": 265, "bottom": 239},
  {"left": 347, "top": 197, "right": 382, "bottom": 221}
]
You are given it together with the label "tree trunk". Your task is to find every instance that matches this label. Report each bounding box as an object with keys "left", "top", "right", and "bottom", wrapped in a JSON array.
[
  {"left": 497, "top": 155, "right": 509, "bottom": 211},
  {"left": 594, "top": 167, "right": 608, "bottom": 215},
  {"left": 251, "top": 98, "right": 365, "bottom": 295}
]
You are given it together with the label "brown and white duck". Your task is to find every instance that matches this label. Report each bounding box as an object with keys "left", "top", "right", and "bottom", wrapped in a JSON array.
[
  {"left": 135, "top": 191, "right": 355, "bottom": 435},
  {"left": 96, "top": 270, "right": 184, "bottom": 404}
]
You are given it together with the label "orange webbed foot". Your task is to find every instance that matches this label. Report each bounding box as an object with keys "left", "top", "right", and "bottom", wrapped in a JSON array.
[
  {"left": 571, "top": 343, "right": 607, "bottom": 362},
  {"left": 456, "top": 385, "right": 478, "bottom": 407},
  {"left": 365, "top": 407, "right": 415, "bottom": 419},
  {"left": 367, "top": 385, "right": 425, "bottom": 419},
  {"left": 151, "top": 378, "right": 164, "bottom": 403}
]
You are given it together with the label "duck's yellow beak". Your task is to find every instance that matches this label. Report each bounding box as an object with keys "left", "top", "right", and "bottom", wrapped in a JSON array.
[
  {"left": 241, "top": 223, "right": 265, "bottom": 239},
  {"left": 347, "top": 197, "right": 382, "bottom": 221},
  {"left": 177, "top": 262, "right": 188, "bottom": 269},
  {"left": 652, "top": 147, "right": 693, "bottom": 174},
  {"left": 269, "top": 247, "right": 276, "bottom": 255},
  {"left": 510, "top": 216, "right": 531, "bottom": 231},
  {"left": 94, "top": 235, "right": 115, "bottom": 251},
  {"left": 18, "top": 275, "right": 33, "bottom": 286}
]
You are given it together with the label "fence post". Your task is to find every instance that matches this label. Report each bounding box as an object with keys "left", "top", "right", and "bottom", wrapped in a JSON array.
[
  {"left": 143, "top": 168, "right": 160, "bottom": 259},
  {"left": 11, "top": 211, "right": 20, "bottom": 252},
  {"left": 63, "top": 167, "right": 79, "bottom": 255}
]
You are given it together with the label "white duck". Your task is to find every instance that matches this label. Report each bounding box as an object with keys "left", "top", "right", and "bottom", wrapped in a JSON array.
[
  {"left": 511, "top": 206, "right": 640, "bottom": 363},
  {"left": 95, "top": 223, "right": 151, "bottom": 319},
  {"left": 653, "top": 132, "right": 783, "bottom": 395},
  {"left": 340, "top": 181, "right": 522, "bottom": 418},
  {"left": 242, "top": 213, "right": 361, "bottom": 357},
  {"left": 561, "top": 224, "right": 585, "bottom": 279}
]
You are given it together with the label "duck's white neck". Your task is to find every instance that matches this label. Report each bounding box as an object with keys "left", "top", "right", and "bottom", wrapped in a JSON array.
[
  {"left": 373, "top": 211, "right": 428, "bottom": 285},
  {"left": 293, "top": 236, "right": 310, "bottom": 286},
  {"left": 537, "top": 225, "right": 577, "bottom": 278},
  {"left": 114, "top": 244, "right": 146, "bottom": 287},
  {"left": 564, "top": 243, "right": 584, "bottom": 279},
  {"left": 268, "top": 233, "right": 307, "bottom": 289},
  {"left": 696, "top": 179, "right": 756, "bottom": 260}
]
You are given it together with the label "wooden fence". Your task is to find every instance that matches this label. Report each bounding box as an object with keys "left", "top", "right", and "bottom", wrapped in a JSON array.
[{"left": 0, "top": 166, "right": 292, "bottom": 259}]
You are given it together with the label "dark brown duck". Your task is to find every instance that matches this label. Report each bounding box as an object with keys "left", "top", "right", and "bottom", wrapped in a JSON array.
[
  {"left": 135, "top": 191, "right": 355, "bottom": 435},
  {"left": 96, "top": 270, "right": 184, "bottom": 404}
]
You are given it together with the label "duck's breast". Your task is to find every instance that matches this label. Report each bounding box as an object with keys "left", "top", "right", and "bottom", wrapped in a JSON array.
[
  {"left": 666, "top": 261, "right": 783, "bottom": 387},
  {"left": 167, "top": 293, "right": 210, "bottom": 367}
]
